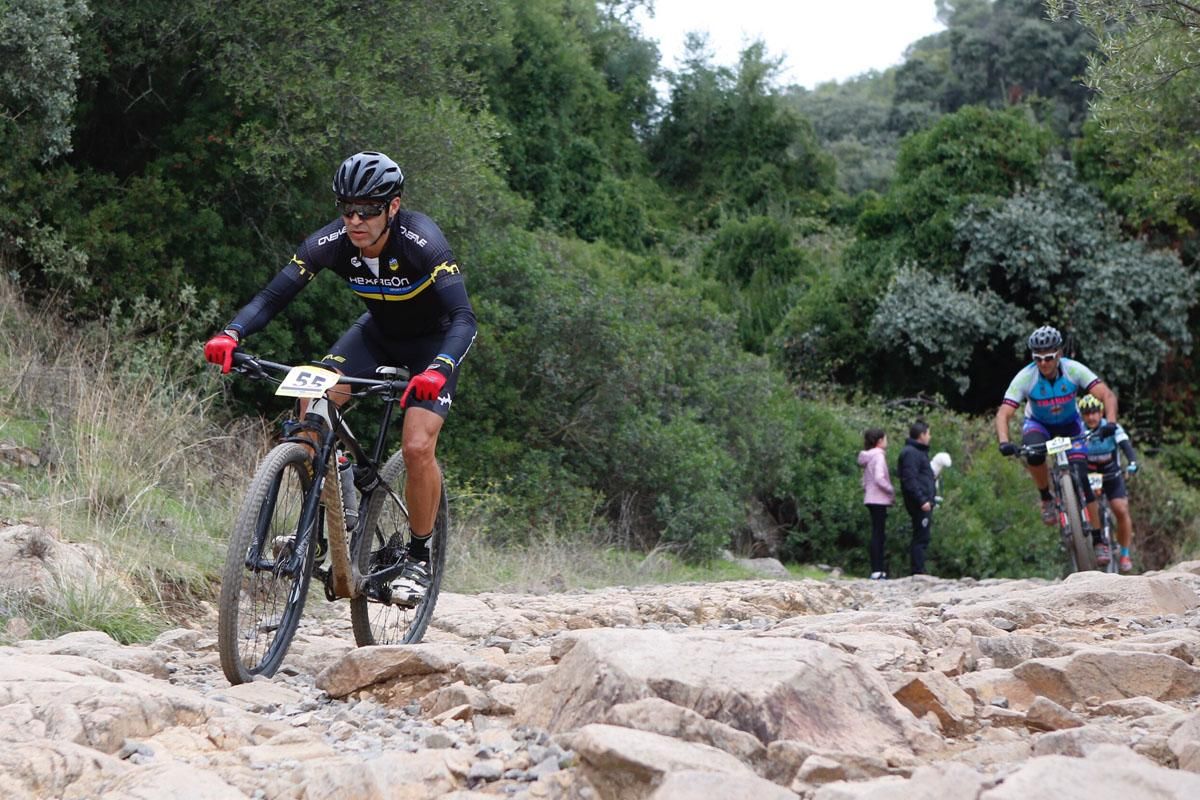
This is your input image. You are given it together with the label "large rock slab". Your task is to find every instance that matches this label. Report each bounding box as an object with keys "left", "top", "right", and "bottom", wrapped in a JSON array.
[
  {"left": 1011, "top": 648, "right": 1200, "bottom": 706},
  {"left": 944, "top": 573, "right": 1199, "bottom": 628},
  {"left": 0, "top": 739, "right": 130, "bottom": 800},
  {"left": 517, "top": 628, "right": 928, "bottom": 755},
  {"left": 649, "top": 769, "right": 799, "bottom": 800},
  {"left": 981, "top": 744, "right": 1200, "bottom": 798},
  {"left": 0, "top": 525, "right": 109, "bottom": 604},
  {"left": 315, "top": 643, "right": 472, "bottom": 698},
  {"left": 604, "top": 697, "right": 765, "bottom": 765},
  {"left": 278, "top": 750, "right": 471, "bottom": 800},
  {"left": 813, "top": 762, "right": 989, "bottom": 799},
  {"left": 564, "top": 724, "right": 756, "bottom": 800},
  {"left": 0, "top": 651, "right": 214, "bottom": 754}
]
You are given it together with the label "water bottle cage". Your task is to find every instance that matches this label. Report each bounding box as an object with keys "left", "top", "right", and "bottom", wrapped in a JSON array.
[{"left": 353, "top": 465, "right": 381, "bottom": 494}]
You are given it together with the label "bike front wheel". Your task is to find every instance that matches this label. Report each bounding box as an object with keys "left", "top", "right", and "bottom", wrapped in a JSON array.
[
  {"left": 1059, "top": 472, "right": 1096, "bottom": 574},
  {"left": 350, "top": 449, "right": 448, "bottom": 646},
  {"left": 218, "top": 443, "right": 317, "bottom": 684}
]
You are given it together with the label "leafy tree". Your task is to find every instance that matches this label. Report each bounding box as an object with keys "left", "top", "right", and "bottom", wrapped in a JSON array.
[
  {"left": 786, "top": 72, "right": 900, "bottom": 194},
  {"left": 860, "top": 105, "right": 1052, "bottom": 270},
  {"left": 0, "top": 0, "right": 92, "bottom": 302},
  {"left": 870, "top": 264, "right": 1026, "bottom": 394},
  {"left": 7, "top": 0, "right": 519, "bottom": 360},
  {"left": 0, "top": 0, "right": 90, "bottom": 165},
  {"left": 476, "top": 0, "right": 658, "bottom": 247},
  {"left": 701, "top": 216, "right": 815, "bottom": 353},
  {"left": 649, "top": 39, "right": 835, "bottom": 223},
  {"left": 872, "top": 157, "right": 1195, "bottom": 398},
  {"left": 1048, "top": 0, "right": 1200, "bottom": 231}
]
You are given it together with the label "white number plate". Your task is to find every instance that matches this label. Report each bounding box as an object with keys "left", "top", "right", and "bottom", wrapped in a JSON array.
[
  {"left": 275, "top": 366, "right": 340, "bottom": 398},
  {"left": 1044, "top": 436, "right": 1073, "bottom": 455},
  {"left": 1088, "top": 473, "right": 1104, "bottom": 491}
]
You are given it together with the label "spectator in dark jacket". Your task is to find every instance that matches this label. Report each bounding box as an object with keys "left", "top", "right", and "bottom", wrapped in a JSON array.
[{"left": 897, "top": 420, "right": 937, "bottom": 575}]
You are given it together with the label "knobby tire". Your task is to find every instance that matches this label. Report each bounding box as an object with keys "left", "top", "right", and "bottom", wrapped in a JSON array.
[
  {"left": 218, "top": 443, "right": 317, "bottom": 684},
  {"left": 1059, "top": 472, "right": 1096, "bottom": 574},
  {"left": 350, "top": 449, "right": 448, "bottom": 646}
]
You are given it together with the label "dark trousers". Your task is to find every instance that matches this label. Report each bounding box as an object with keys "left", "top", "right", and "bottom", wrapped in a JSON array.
[
  {"left": 903, "top": 496, "right": 932, "bottom": 575},
  {"left": 866, "top": 504, "right": 889, "bottom": 573}
]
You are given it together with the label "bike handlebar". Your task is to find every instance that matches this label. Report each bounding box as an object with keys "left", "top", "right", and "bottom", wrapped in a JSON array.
[
  {"left": 1004, "top": 427, "right": 1100, "bottom": 459},
  {"left": 230, "top": 350, "right": 410, "bottom": 395}
]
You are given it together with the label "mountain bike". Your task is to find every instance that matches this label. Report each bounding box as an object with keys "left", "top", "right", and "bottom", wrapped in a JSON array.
[
  {"left": 217, "top": 351, "right": 448, "bottom": 685},
  {"left": 1010, "top": 430, "right": 1104, "bottom": 575}
]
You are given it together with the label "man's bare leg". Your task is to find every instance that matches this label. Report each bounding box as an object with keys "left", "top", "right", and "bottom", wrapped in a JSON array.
[{"left": 402, "top": 407, "right": 445, "bottom": 549}]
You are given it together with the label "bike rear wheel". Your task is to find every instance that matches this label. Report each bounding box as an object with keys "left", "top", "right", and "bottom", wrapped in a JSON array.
[
  {"left": 1060, "top": 472, "right": 1096, "bottom": 573},
  {"left": 218, "top": 443, "right": 317, "bottom": 684},
  {"left": 1100, "top": 497, "right": 1119, "bottom": 574},
  {"left": 350, "top": 449, "right": 448, "bottom": 646}
]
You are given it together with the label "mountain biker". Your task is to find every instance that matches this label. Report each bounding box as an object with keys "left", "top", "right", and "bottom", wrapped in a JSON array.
[
  {"left": 1078, "top": 394, "right": 1140, "bottom": 573},
  {"left": 995, "top": 325, "right": 1119, "bottom": 565},
  {"left": 203, "top": 151, "right": 477, "bottom": 594}
]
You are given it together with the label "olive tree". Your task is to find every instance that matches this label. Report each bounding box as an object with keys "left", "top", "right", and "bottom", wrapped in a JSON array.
[{"left": 1047, "top": 0, "right": 1200, "bottom": 229}]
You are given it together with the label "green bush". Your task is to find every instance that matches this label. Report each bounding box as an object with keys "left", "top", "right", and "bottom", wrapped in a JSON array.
[{"left": 1126, "top": 460, "right": 1200, "bottom": 569}]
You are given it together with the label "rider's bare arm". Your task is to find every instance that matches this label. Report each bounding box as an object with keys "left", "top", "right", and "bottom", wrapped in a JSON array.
[
  {"left": 995, "top": 403, "right": 1015, "bottom": 444},
  {"left": 1088, "top": 382, "right": 1118, "bottom": 424}
]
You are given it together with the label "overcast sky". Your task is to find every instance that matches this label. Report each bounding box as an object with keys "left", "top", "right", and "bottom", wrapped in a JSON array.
[{"left": 632, "top": 0, "right": 946, "bottom": 89}]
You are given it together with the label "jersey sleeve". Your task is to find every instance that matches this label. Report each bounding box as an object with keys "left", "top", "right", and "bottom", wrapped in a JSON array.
[
  {"left": 226, "top": 257, "right": 316, "bottom": 338},
  {"left": 1062, "top": 358, "right": 1101, "bottom": 391},
  {"left": 428, "top": 259, "right": 477, "bottom": 371},
  {"left": 1002, "top": 366, "right": 1034, "bottom": 408},
  {"left": 404, "top": 213, "right": 477, "bottom": 371},
  {"left": 226, "top": 228, "right": 333, "bottom": 339}
]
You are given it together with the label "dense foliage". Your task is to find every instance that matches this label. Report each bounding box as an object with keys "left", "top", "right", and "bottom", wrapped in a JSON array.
[{"left": 2, "top": 0, "right": 1199, "bottom": 573}]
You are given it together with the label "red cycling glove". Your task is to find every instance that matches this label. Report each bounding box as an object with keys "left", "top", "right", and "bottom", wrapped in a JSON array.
[
  {"left": 203, "top": 331, "right": 239, "bottom": 373},
  {"left": 401, "top": 364, "right": 449, "bottom": 408}
]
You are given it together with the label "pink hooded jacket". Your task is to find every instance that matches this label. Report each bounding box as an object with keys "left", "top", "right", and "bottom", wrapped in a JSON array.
[{"left": 857, "top": 447, "right": 894, "bottom": 506}]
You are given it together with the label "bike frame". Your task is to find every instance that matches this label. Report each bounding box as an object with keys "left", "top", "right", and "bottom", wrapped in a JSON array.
[{"left": 233, "top": 353, "right": 409, "bottom": 598}]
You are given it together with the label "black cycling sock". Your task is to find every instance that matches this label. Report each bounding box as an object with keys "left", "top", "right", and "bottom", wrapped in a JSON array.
[
  {"left": 1090, "top": 528, "right": 1103, "bottom": 545},
  {"left": 407, "top": 529, "right": 431, "bottom": 561},
  {"left": 1039, "top": 488, "right": 1053, "bottom": 502}
]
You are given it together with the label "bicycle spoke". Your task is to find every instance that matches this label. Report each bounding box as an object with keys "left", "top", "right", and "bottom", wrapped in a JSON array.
[{"left": 350, "top": 451, "right": 447, "bottom": 646}]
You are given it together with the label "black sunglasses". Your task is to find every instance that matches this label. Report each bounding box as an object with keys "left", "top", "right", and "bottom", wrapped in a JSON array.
[{"left": 336, "top": 200, "right": 386, "bottom": 219}]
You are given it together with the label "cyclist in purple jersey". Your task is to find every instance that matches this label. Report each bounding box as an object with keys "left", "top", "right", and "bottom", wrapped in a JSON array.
[
  {"left": 995, "top": 326, "right": 1120, "bottom": 564},
  {"left": 205, "top": 152, "right": 477, "bottom": 587}
]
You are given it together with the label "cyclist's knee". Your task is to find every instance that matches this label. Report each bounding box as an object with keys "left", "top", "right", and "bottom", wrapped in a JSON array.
[
  {"left": 403, "top": 437, "right": 437, "bottom": 467},
  {"left": 1026, "top": 452, "right": 1047, "bottom": 466}
]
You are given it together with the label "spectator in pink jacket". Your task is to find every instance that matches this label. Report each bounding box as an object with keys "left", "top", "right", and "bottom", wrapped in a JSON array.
[{"left": 857, "top": 428, "right": 894, "bottom": 580}]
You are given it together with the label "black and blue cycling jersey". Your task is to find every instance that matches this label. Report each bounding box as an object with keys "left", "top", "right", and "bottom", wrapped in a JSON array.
[{"left": 225, "top": 209, "right": 477, "bottom": 372}]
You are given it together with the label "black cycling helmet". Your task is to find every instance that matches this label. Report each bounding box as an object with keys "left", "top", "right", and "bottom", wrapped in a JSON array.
[
  {"left": 1027, "top": 325, "right": 1063, "bottom": 352},
  {"left": 332, "top": 151, "right": 404, "bottom": 202}
]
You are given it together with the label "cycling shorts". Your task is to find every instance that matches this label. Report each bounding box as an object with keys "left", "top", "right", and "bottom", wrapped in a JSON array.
[
  {"left": 1021, "top": 418, "right": 1087, "bottom": 466},
  {"left": 314, "top": 313, "right": 459, "bottom": 419},
  {"left": 1086, "top": 467, "right": 1128, "bottom": 502}
]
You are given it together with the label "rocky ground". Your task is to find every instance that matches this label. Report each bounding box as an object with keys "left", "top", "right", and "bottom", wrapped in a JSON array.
[{"left": 2, "top": 523, "right": 1200, "bottom": 799}]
